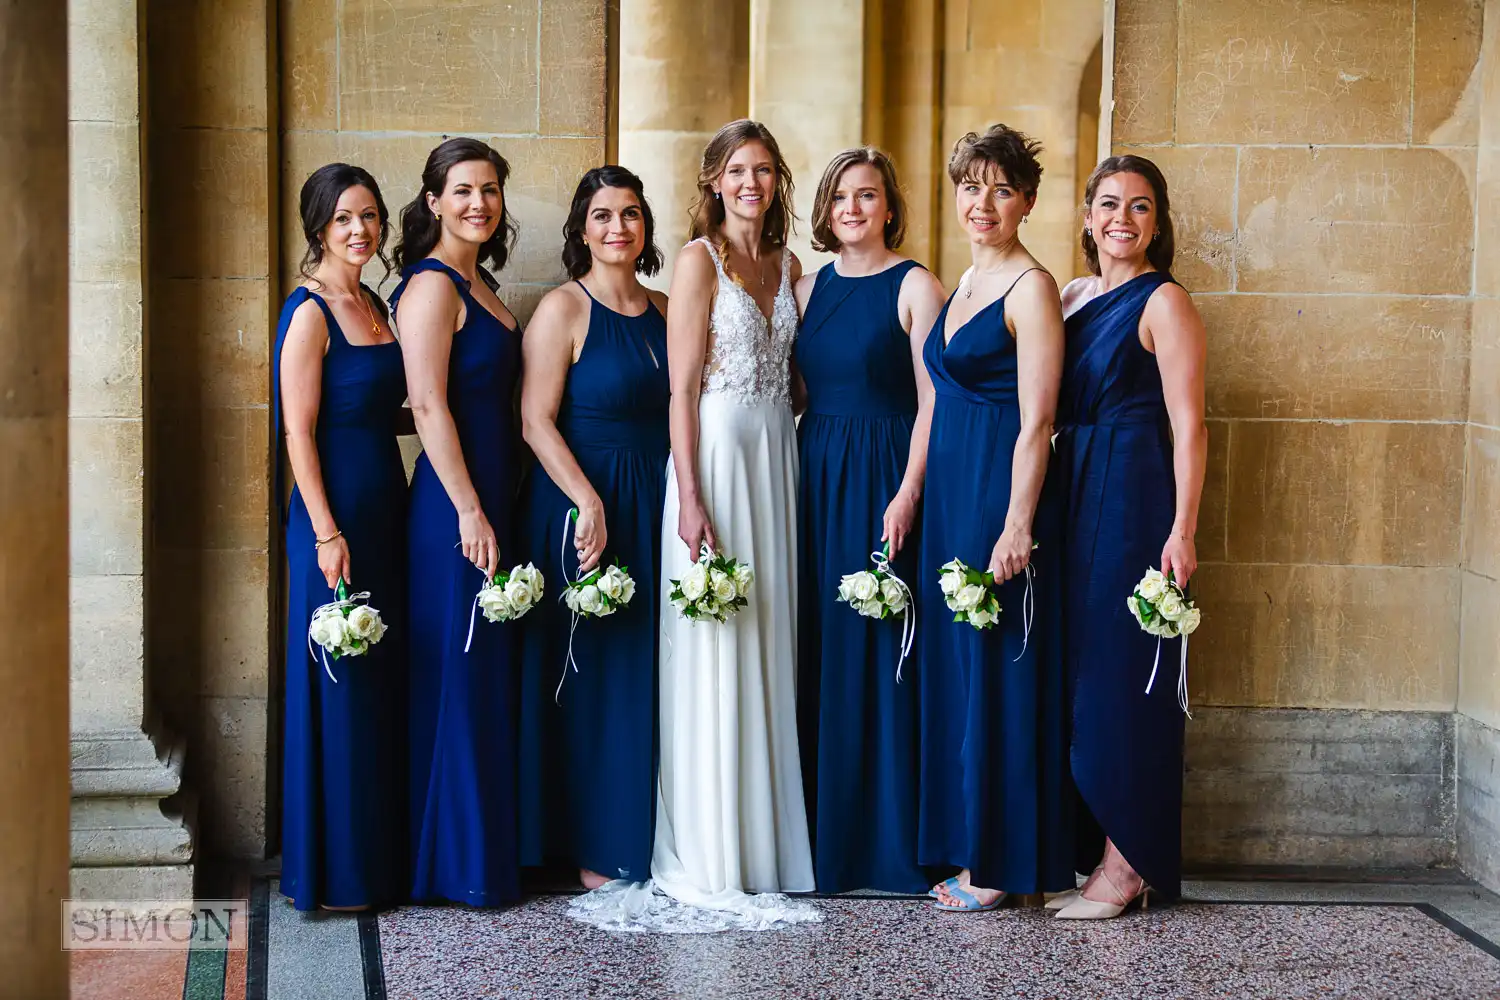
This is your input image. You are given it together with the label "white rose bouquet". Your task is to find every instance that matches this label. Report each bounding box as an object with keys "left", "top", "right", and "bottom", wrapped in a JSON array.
[
  {"left": 1128, "top": 567, "right": 1199, "bottom": 715},
  {"left": 476, "top": 563, "right": 545, "bottom": 624},
  {"left": 307, "top": 579, "right": 387, "bottom": 683},
  {"left": 669, "top": 544, "right": 752, "bottom": 623},
  {"left": 836, "top": 543, "right": 917, "bottom": 680},
  {"left": 938, "top": 558, "right": 1002, "bottom": 630},
  {"left": 1127, "top": 568, "right": 1201, "bottom": 639},
  {"left": 563, "top": 562, "right": 637, "bottom": 619}
]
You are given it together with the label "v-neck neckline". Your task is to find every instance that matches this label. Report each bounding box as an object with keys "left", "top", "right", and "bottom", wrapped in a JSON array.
[{"left": 941, "top": 293, "right": 1003, "bottom": 350}]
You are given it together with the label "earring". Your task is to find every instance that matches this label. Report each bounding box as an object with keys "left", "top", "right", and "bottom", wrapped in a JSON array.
[
  {"left": 715, "top": 191, "right": 722, "bottom": 201},
  {"left": 1023, "top": 216, "right": 1030, "bottom": 225},
  {"left": 1153, "top": 229, "right": 1160, "bottom": 238},
  {"left": 434, "top": 212, "right": 441, "bottom": 221},
  {"left": 1085, "top": 226, "right": 1092, "bottom": 236}
]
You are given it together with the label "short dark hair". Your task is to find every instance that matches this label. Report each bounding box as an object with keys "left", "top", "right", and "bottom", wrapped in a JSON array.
[
  {"left": 560, "top": 165, "right": 663, "bottom": 280},
  {"left": 394, "top": 137, "right": 519, "bottom": 274},
  {"left": 1080, "top": 154, "right": 1175, "bottom": 277},
  {"left": 809, "top": 146, "right": 909, "bottom": 253},
  {"left": 947, "top": 124, "right": 1044, "bottom": 198},
  {"left": 297, "top": 163, "right": 392, "bottom": 309}
]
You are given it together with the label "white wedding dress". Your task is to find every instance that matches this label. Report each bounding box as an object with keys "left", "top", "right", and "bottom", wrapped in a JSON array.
[{"left": 568, "top": 238, "right": 818, "bottom": 933}]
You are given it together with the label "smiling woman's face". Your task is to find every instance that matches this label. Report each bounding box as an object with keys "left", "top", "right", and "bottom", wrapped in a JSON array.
[
  {"left": 1087, "top": 171, "right": 1158, "bottom": 266},
  {"left": 427, "top": 158, "right": 502, "bottom": 246}
]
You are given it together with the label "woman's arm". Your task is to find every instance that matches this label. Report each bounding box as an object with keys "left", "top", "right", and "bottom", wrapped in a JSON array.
[
  {"left": 398, "top": 270, "right": 499, "bottom": 579},
  {"left": 883, "top": 266, "right": 946, "bottom": 557},
  {"left": 280, "top": 300, "right": 352, "bottom": 589},
  {"left": 1145, "top": 283, "right": 1208, "bottom": 585},
  {"left": 667, "top": 244, "right": 719, "bottom": 557},
  {"left": 519, "top": 287, "right": 606, "bottom": 572},
  {"left": 990, "top": 270, "right": 1064, "bottom": 582}
]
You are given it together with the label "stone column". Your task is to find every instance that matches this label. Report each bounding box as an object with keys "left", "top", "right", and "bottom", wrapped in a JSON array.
[
  {"left": 68, "top": 0, "right": 193, "bottom": 899},
  {"left": 618, "top": 0, "right": 751, "bottom": 289},
  {"left": 749, "top": 0, "right": 866, "bottom": 272},
  {"left": 0, "top": 4, "right": 71, "bottom": 996}
]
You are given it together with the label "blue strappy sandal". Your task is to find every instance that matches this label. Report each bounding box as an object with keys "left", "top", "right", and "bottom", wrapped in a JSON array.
[{"left": 931, "top": 882, "right": 1005, "bottom": 912}]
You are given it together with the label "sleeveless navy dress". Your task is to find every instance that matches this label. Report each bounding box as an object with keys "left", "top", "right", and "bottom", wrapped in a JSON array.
[
  {"left": 517, "top": 284, "right": 669, "bottom": 881},
  {"left": 915, "top": 284, "right": 1073, "bottom": 894},
  {"left": 1056, "top": 270, "right": 1184, "bottom": 900},
  {"left": 391, "top": 259, "right": 522, "bottom": 906},
  {"left": 795, "top": 260, "right": 926, "bottom": 893},
  {"left": 275, "top": 286, "right": 408, "bottom": 910}
]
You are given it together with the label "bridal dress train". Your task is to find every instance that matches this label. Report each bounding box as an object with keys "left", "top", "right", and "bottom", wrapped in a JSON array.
[{"left": 568, "top": 238, "right": 819, "bottom": 933}]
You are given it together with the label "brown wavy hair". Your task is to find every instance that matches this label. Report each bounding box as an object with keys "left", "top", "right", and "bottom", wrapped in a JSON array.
[
  {"left": 809, "top": 146, "right": 908, "bottom": 253},
  {"left": 1080, "top": 154, "right": 1175, "bottom": 277},
  {"left": 687, "top": 120, "right": 797, "bottom": 265},
  {"left": 947, "top": 124, "right": 1044, "bottom": 196}
]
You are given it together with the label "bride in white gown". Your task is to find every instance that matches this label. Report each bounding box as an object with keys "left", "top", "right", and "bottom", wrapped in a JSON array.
[{"left": 569, "top": 120, "right": 818, "bottom": 933}]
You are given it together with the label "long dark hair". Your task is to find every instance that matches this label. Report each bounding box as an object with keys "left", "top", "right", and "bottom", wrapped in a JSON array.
[
  {"left": 688, "top": 119, "right": 797, "bottom": 252},
  {"left": 297, "top": 163, "right": 392, "bottom": 314},
  {"left": 561, "top": 165, "right": 663, "bottom": 281},
  {"left": 394, "top": 137, "right": 519, "bottom": 273},
  {"left": 1081, "top": 154, "right": 1175, "bottom": 276}
]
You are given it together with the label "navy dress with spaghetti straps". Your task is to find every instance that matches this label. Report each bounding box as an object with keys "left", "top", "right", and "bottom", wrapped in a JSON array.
[
  {"left": 795, "top": 259, "right": 926, "bottom": 893},
  {"left": 915, "top": 272, "right": 1073, "bottom": 894},
  {"left": 275, "top": 286, "right": 408, "bottom": 910},
  {"left": 392, "top": 258, "right": 523, "bottom": 906},
  {"left": 1056, "top": 270, "right": 1184, "bottom": 900},
  {"left": 516, "top": 282, "right": 669, "bottom": 882}
]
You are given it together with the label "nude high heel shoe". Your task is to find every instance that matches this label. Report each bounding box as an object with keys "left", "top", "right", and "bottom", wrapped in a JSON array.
[
  {"left": 1043, "top": 889, "right": 1080, "bottom": 910},
  {"left": 1052, "top": 869, "right": 1149, "bottom": 920}
]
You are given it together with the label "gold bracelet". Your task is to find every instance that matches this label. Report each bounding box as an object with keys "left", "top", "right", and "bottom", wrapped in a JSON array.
[{"left": 315, "top": 529, "right": 342, "bottom": 549}]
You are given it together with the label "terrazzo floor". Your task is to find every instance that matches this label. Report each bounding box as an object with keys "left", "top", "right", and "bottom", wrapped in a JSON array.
[{"left": 70, "top": 873, "right": 1500, "bottom": 1000}]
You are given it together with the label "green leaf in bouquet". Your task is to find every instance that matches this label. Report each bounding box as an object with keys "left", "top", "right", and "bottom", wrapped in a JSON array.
[{"left": 336, "top": 578, "right": 350, "bottom": 602}]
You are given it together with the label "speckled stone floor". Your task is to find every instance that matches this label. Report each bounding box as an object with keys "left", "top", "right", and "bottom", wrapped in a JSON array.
[{"left": 70, "top": 874, "right": 1500, "bottom": 1000}]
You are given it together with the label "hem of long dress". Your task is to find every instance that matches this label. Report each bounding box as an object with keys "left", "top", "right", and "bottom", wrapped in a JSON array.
[
  {"left": 409, "top": 885, "right": 521, "bottom": 909},
  {"left": 1072, "top": 774, "right": 1182, "bottom": 901}
]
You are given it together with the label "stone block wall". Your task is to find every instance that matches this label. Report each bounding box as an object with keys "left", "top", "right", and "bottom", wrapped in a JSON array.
[
  {"left": 145, "top": 0, "right": 278, "bottom": 860},
  {"left": 1459, "top": 0, "right": 1500, "bottom": 893},
  {"left": 1111, "top": 0, "right": 1485, "bottom": 869}
]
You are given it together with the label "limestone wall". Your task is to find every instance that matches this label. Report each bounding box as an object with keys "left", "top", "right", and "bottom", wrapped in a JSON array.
[
  {"left": 1110, "top": 0, "right": 1484, "bottom": 868},
  {"left": 1459, "top": 0, "right": 1500, "bottom": 892},
  {"left": 145, "top": 0, "right": 278, "bottom": 859}
]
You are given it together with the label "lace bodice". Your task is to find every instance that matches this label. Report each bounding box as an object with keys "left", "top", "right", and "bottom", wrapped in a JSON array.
[{"left": 696, "top": 238, "right": 797, "bottom": 405}]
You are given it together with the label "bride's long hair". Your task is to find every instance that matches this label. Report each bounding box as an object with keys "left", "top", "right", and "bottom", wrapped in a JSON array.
[{"left": 688, "top": 120, "right": 797, "bottom": 279}]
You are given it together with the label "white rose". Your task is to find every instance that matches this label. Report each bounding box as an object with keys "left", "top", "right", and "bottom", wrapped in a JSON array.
[
  {"left": 852, "top": 573, "right": 879, "bottom": 602},
  {"left": 309, "top": 611, "right": 344, "bottom": 650},
  {"left": 478, "top": 586, "right": 514, "bottom": 621},
  {"left": 504, "top": 578, "right": 535, "bottom": 611},
  {"left": 968, "top": 605, "right": 997, "bottom": 629},
  {"left": 346, "top": 605, "right": 380, "bottom": 640},
  {"left": 681, "top": 564, "right": 708, "bottom": 601},
  {"left": 597, "top": 571, "right": 623, "bottom": 601},
  {"left": 563, "top": 587, "right": 581, "bottom": 613},
  {"left": 671, "top": 593, "right": 690, "bottom": 612},
  {"left": 577, "top": 584, "right": 604, "bottom": 615},
  {"left": 939, "top": 567, "right": 964, "bottom": 597},
  {"left": 838, "top": 573, "right": 861, "bottom": 604},
  {"left": 1157, "top": 590, "right": 1185, "bottom": 622},
  {"left": 881, "top": 578, "right": 907, "bottom": 613},
  {"left": 858, "top": 597, "right": 885, "bottom": 618},
  {"left": 1147, "top": 617, "right": 1174, "bottom": 637},
  {"left": 1178, "top": 606, "right": 1202, "bottom": 635},
  {"left": 1127, "top": 595, "right": 1146, "bottom": 626},
  {"left": 956, "top": 584, "right": 986, "bottom": 612},
  {"left": 619, "top": 572, "right": 636, "bottom": 604},
  {"left": 732, "top": 563, "right": 754, "bottom": 598},
  {"left": 1137, "top": 569, "right": 1167, "bottom": 602},
  {"left": 711, "top": 570, "right": 737, "bottom": 604},
  {"left": 518, "top": 565, "right": 545, "bottom": 599}
]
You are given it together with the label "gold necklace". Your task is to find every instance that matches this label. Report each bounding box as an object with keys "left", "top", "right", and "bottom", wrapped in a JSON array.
[{"left": 354, "top": 288, "right": 380, "bottom": 338}]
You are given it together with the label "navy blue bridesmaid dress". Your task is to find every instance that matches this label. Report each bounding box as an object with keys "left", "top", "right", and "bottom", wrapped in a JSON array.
[
  {"left": 517, "top": 284, "right": 669, "bottom": 882},
  {"left": 1056, "top": 270, "right": 1184, "bottom": 900},
  {"left": 276, "top": 286, "right": 408, "bottom": 910},
  {"left": 795, "top": 260, "right": 927, "bottom": 894},
  {"left": 392, "top": 258, "right": 522, "bottom": 906},
  {"left": 915, "top": 280, "right": 1073, "bottom": 894}
]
